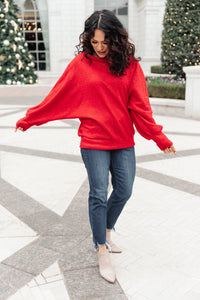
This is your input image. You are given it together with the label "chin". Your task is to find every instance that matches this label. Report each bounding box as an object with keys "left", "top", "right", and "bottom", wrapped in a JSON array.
[{"left": 95, "top": 51, "right": 108, "bottom": 58}]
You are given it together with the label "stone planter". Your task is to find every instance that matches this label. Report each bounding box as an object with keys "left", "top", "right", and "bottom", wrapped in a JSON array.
[{"left": 183, "top": 66, "right": 200, "bottom": 119}]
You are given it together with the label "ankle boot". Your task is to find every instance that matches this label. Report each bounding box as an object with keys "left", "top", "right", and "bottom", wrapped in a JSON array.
[
  {"left": 106, "top": 230, "right": 122, "bottom": 253},
  {"left": 98, "top": 249, "right": 116, "bottom": 283}
]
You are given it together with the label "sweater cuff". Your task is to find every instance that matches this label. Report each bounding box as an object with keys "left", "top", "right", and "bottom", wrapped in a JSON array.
[
  {"left": 153, "top": 132, "right": 173, "bottom": 151},
  {"left": 16, "top": 117, "right": 32, "bottom": 131}
]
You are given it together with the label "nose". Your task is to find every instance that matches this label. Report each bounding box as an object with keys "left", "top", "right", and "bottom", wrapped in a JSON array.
[{"left": 97, "top": 43, "right": 104, "bottom": 51}]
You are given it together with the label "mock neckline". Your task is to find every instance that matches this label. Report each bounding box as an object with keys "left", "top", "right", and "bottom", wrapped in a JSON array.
[{"left": 86, "top": 53, "right": 109, "bottom": 63}]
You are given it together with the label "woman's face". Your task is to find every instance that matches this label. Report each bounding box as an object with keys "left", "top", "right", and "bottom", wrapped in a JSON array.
[{"left": 90, "top": 29, "right": 109, "bottom": 58}]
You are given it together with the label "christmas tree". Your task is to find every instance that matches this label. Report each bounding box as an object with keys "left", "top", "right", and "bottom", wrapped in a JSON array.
[
  {"left": 161, "top": 0, "right": 200, "bottom": 78},
  {"left": 0, "top": 0, "right": 37, "bottom": 84}
]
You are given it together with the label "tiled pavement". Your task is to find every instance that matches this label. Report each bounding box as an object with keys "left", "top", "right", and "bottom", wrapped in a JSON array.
[{"left": 0, "top": 95, "right": 200, "bottom": 300}]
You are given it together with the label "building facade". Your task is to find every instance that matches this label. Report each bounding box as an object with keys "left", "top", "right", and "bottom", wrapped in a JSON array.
[{"left": 14, "top": 0, "right": 166, "bottom": 82}]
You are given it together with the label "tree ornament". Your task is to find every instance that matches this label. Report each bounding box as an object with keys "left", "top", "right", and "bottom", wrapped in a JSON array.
[
  {"left": 12, "top": 44, "right": 17, "bottom": 52},
  {"left": 4, "top": 0, "right": 10, "bottom": 9},
  {"left": 6, "top": 68, "right": 10, "bottom": 72},
  {"left": 10, "top": 20, "right": 18, "bottom": 32},
  {"left": 5, "top": 19, "right": 8, "bottom": 23},
  {"left": 10, "top": 30, "right": 14, "bottom": 34},
  {"left": 6, "top": 79, "right": 12, "bottom": 85},
  {"left": 17, "top": 59, "right": 24, "bottom": 70},
  {"left": 29, "top": 62, "right": 35, "bottom": 67},
  {"left": 3, "top": 40, "right": 10, "bottom": 46},
  {"left": 0, "top": 66, "right": 2, "bottom": 71},
  {"left": 0, "top": 14, "right": 5, "bottom": 18},
  {"left": 0, "top": 55, "right": 6, "bottom": 61}
]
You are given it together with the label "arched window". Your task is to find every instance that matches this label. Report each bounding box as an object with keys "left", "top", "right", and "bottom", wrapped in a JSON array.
[
  {"left": 94, "top": 0, "right": 128, "bottom": 30},
  {"left": 20, "top": 0, "right": 50, "bottom": 71}
]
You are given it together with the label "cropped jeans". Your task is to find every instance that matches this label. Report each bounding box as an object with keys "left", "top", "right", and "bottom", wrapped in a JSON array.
[{"left": 81, "top": 147, "right": 136, "bottom": 249}]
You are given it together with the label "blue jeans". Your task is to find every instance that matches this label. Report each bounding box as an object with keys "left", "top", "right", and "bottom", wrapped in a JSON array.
[{"left": 81, "top": 147, "right": 136, "bottom": 248}]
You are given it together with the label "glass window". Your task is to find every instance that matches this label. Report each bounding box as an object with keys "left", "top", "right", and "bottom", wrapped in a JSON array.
[{"left": 19, "top": 0, "right": 50, "bottom": 71}]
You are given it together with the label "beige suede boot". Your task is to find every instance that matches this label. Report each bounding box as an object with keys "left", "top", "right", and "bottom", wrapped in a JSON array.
[
  {"left": 98, "top": 248, "right": 116, "bottom": 283},
  {"left": 106, "top": 230, "right": 122, "bottom": 253}
]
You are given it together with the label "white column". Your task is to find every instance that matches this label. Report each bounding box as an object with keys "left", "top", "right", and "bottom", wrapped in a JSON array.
[
  {"left": 128, "top": 0, "right": 139, "bottom": 56},
  {"left": 47, "top": 0, "right": 94, "bottom": 74},
  {"left": 137, "top": 0, "right": 166, "bottom": 73},
  {"left": 183, "top": 66, "right": 200, "bottom": 119}
]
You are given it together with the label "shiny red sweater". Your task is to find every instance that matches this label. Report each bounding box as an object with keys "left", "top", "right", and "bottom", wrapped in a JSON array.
[{"left": 16, "top": 52, "right": 173, "bottom": 150}]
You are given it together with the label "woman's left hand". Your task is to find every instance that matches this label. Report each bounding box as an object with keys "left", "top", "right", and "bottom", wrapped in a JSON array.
[{"left": 163, "top": 145, "right": 176, "bottom": 155}]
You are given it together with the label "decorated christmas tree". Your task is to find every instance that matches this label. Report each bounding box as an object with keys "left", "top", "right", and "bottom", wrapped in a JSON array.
[
  {"left": 0, "top": 0, "right": 37, "bottom": 84},
  {"left": 161, "top": 0, "right": 200, "bottom": 77}
]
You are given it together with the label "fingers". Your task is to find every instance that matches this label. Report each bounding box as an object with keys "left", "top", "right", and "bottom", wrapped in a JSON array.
[
  {"left": 171, "top": 145, "right": 176, "bottom": 155},
  {"left": 15, "top": 127, "right": 24, "bottom": 132},
  {"left": 163, "top": 145, "right": 176, "bottom": 155}
]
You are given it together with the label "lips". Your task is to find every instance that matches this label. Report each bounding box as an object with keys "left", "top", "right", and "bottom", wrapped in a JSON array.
[{"left": 97, "top": 51, "right": 106, "bottom": 55}]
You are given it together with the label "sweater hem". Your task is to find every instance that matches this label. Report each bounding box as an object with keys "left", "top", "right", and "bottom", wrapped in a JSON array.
[{"left": 80, "top": 140, "right": 135, "bottom": 150}]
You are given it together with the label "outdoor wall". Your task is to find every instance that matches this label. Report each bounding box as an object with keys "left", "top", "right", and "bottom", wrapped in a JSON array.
[
  {"left": 47, "top": 0, "right": 94, "bottom": 73},
  {"left": 14, "top": 0, "right": 166, "bottom": 77}
]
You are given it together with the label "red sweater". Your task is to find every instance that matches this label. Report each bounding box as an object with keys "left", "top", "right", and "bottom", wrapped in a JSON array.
[{"left": 16, "top": 52, "right": 173, "bottom": 150}]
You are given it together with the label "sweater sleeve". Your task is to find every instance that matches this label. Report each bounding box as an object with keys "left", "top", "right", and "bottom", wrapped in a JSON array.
[
  {"left": 127, "top": 62, "right": 173, "bottom": 150},
  {"left": 16, "top": 56, "right": 83, "bottom": 131}
]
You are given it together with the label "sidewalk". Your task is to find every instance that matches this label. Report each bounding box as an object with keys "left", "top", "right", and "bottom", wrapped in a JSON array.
[{"left": 0, "top": 94, "right": 200, "bottom": 300}]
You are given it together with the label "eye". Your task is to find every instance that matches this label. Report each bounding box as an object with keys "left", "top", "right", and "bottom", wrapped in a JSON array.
[{"left": 91, "top": 41, "right": 97, "bottom": 44}]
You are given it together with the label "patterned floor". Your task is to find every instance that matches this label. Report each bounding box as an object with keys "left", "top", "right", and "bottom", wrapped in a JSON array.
[{"left": 0, "top": 102, "right": 200, "bottom": 300}]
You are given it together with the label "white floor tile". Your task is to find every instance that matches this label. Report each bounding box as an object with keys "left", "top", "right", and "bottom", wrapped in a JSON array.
[
  {"left": 2, "top": 127, "right": 81, "bottom": 156},
  {"left": 8, "top": 262, "right": 70, "bottom": 300},
  {"left": 137, "top": 155, "right": 200, "bottom": 185},
  {"left": 1, "top": 152, "right": 86, "bottom": 216},
  {"left": 112, "top": 177, "right": 200, "bottom": 299},
  {"left": 154, "top": 115, "right": 200, "bottom": 134},
  {"left": 0, "top": 204, "right": 37, "bottom": 262}
]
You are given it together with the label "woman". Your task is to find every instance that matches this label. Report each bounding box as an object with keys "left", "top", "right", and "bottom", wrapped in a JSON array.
[{"left": 15, "top": 10, "right": 176, "bottom": 284}]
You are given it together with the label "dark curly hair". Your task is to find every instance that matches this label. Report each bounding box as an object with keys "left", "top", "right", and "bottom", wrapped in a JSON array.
[{"left": 76, "top": 10, "right": 140, "bottom": 76}]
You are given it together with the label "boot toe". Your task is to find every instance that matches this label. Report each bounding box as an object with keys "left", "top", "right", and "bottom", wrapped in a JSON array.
[
  {"left": 108, "top": 242, "right": 122, "bottom": 253},
  {"left": 100, "top": 268, "right": 116, "bottom": 283}
]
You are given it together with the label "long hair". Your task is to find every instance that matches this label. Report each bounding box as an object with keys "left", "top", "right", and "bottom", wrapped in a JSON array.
[{"left": 76, "top": 10, "right": 140, "bottom": 76}]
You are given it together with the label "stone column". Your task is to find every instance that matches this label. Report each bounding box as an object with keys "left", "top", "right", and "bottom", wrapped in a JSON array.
[
  {"left": 183, "top": 66, "right": 200, "bottom": 119},
  {"left": 47, "top": 0, "right": 94, "bottom": 74},
  {"left": 135, "top": 0, "right": 166, "bottom": 73}
]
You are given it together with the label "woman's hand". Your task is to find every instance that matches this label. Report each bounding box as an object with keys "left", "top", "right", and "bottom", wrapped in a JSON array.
[
  {"left": 163, "top": 145, "right": 176, "bottom": 155},
  {"left": 15, "top": 127, "right": 24, "bottom": 132}
]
